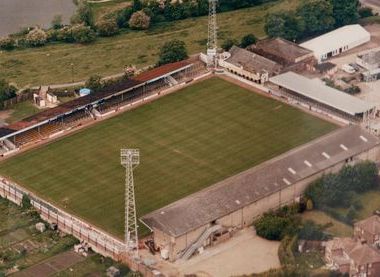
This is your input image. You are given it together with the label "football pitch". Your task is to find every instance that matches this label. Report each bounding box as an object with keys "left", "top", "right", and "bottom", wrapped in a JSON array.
[{"left": 0, "top": 78, "right": 337, "bottom": 238}]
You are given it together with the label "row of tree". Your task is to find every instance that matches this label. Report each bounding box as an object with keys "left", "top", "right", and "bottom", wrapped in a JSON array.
[
  {"left": 305, "top": 161, "right": 378, "bottom": 210},
  {"left": 264, "top": 0, "right": 373, "bottom": 41}
]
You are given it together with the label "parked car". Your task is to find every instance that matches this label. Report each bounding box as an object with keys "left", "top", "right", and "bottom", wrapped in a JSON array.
[
  {"left": 342, "top": 64, "right": 355, "bottom": 74},
  {"left": 349, "top": 63, "right": 360, "bottom": 71}
]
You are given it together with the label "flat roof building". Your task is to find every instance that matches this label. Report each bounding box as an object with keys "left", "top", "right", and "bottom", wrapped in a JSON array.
[{"left": 300, "top": 25, "right": 371, "bottom": 63}]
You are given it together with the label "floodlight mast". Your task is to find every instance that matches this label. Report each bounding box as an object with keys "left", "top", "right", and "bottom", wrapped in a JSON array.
[
  {"left": 120, "top": 149, "right": 140, "bottom": 258},
  {"left": 207, "top": 0, "right": 218, "bottom": 68}
]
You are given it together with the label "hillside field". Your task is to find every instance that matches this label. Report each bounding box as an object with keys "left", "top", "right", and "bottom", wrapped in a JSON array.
[
  {"left": 0, "top": 0, "right": 301, "bottom": 86},
  {"left": 0, "top": 78, "right": 337, "bottom": 238}
]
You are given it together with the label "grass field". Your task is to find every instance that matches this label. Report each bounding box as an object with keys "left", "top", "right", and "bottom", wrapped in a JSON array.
[
  {"left": 5, "top": 101, "right": 41, "bottom": 124},
  {"left": 0, "top": 0, "right": 301, "bottom": 87},
  {"left": 0, "top": 78, "right": 337, "bottom": 238}
]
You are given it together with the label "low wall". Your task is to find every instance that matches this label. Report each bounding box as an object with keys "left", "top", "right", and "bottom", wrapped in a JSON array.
[{"left": 0, "top": 176, "right": 158, "bottom": 276}]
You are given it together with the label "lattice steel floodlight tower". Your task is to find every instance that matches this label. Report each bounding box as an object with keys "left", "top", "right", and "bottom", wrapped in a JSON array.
[
  {"left": 121, "top": 149, "right": 140, "bottom": 257},
  {"left": 207, "top": 0, "right": 218, "bottom": 68}
]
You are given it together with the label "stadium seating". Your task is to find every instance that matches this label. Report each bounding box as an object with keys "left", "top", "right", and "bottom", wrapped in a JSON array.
[
  {"left": 39, "top": 122, "right": 63, "bottom": 138},
  {"left": 15, "top": 129, "right": 42, "bottom": 146},
  {"left": 63, "top": 110, "right": 91, "bottom": 127}
]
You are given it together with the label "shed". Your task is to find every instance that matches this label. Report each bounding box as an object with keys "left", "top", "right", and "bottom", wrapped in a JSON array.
[{"left": 79, "top": 88, "right": 91, "bottom": 97}]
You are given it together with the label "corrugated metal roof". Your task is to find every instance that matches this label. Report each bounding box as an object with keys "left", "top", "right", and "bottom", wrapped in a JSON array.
[
  {"left": 300, "top": 25, "right": 370, "bottom": 58},
  {"left": 269, "top": 71, "right": 374, "bottom": 116},
  {"left": 141, "top": 126, "right": 379, "bottom": 237}
]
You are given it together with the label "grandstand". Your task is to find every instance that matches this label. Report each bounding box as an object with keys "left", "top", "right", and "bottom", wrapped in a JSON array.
[{"left": 0, "top": 60, "right": 206, "bottom": 155}]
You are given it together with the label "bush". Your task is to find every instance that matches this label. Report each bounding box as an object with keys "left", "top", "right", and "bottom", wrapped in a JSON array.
[
  {"left": 0, "top": 37, "right": 16, "bottom": 50},
  {"left": 26, "top": 28, "right": 47, "bottom": 47},
  {"left": 221, "top": 39, "right": 238, "bottom": 51},
  {"left": 51, "top": 15, "right": 63, "bottom": 30},
  {"left": 304, "top": 161, "right": 378, "bottom": 210},
  {"left": 46, "top": 29, "right": 59, "bottom": 42},
  {"left": 21, "top": 194, "right": 32, "bottom": 210},
  {"left": 278, "top": 235, "right": 297, "bottom": 265},
  {"left": 240, "top": 34, "right": 257, "bottom": 48},
  {"left": 57, "top": 26, "right": 75, "bottom": 43},
  {"left": 71, "top": 24, "right": 96, "bottom": 44},
  {"left": 71, "top": 0, "right": 94, "bottom": 27},
  {"left": 85, "top": 75, "right": 103, "bottom": 91},
  {"left": 254, "top": 212, "right": 298, "bottom": 241},
  {"left": 298, "top": 220, "right": 330, "bottom": 241},
  {"left": 157, "top": 39, "right": 188, "bottom": 66},
  {"left": 96, "top": 19, "right": 119, "bottom": 37},
  {"left": 359, "top": 7, "right": 374, "bottom": 18},
  {"left": 116, "top": 7, "right": 134, "bottom": 28},
  {"left": 129, "top": 11, "right": 151, "bottom": 30}
]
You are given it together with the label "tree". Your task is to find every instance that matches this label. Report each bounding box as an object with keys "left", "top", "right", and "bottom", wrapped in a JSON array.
[
  {"left": 240, "top": 34, "right": 257, "bottom": 48},
  {"left": 0, "top": 37, "right": 16, "bottom": 50},
  {"left": 85, "top": 75, "right": 103, "bottom": 91},
  {"left": 359, "top": 7, "right": 374, "bottom": 18},
  {"left": 157, "top": 39, "right": 188, "bottom": 66},
  {"left": 296, "top": 0, "right": 335, "bottom": 37},
  {"left": 96, "top": 19, "right": 119, "bottom": 37},
  {"left": 129, "top": 11, "right": 151, "bottom": 30},
  {"left": 57, "top": 26, "right": 75, "bottom": 43},
  {"left": 254, "top": 213, "right": 295, "bottom": 241},
  {"left": 0, "top": 79, "right": 17, "bottom": 107},
  {"left": 71, "top": 0, "right": 94, "bottom": 27},
  {"left": 26, "top": 28, "right": 48, "bottom": 47},
  {"left": 71, "top": 24, "right": 96, "bottom": 43},
  {"left": 51, "top": 15, "right": 63, "bottom": 30},
  {"left": 221, "top": 39, "right": 238, "bottom": 51},
  {"left": 330, "top": 0, "right": 359, "bottom": 27},
  {"left": 264, "top": 12, "right": 305, "bottom": 41},
  {"left": 21, "top": 195, "right": 32, "bottom": 210},
  {"left": 117, "top": 7, "right": 134, "bottom": 28}
]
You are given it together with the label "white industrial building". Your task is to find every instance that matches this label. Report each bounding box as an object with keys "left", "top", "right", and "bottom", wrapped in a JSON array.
[{"left": 300, "top": 25, "right": 371, "bottom": 63}]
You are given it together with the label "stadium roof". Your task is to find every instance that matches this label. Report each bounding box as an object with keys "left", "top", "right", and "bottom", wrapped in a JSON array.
[
  {"left": 300, "top": 25, "right": 370, "bottom": 58},
  {"left": 269, "top": 71, "right": 374, "bottom": 116},
  {"left": 226, "top": 46, "right": 281, "bottom": 74},
  {"left": 141, "top": 126, "right": 379, "bottom": 237},
  {"left": 250, "top": 38, "right": 313, "bottom": 65},
  {"left": 0, "top": 60, "right": 192, "bottom": 140}
]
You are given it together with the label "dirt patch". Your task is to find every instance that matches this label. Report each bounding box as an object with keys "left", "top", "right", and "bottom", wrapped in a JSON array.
[
  {"left": 0, "top": 110, "right": 12, "bottom": 127},
  {"left": 13, "top": 250, "right": 85, "bottom": 277},
  {"left": 174, "top": 228, "right": 281, "bottom": 277}
]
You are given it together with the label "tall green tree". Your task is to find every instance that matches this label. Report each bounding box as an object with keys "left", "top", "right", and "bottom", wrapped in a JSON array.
[
  {"left": 330, "top": 0, "right": 359, "bottom": 27},
  {"left": 157, "top": 39, "right": 188, "bottom": 66},
  {"left": 0, "top": 79, "right": 17, "bottom": 108},
  {"left": 71, "top": 0, "right": 94, "bottom": 27},
  {"left": 264, "top": 12, "right": 305, "bottom": 41},
  {"left": 296, "top": 0, "right": 335, "bottom": 36}
]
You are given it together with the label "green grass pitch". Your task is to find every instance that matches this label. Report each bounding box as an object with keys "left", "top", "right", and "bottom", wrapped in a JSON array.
[{"left": 0, "top": 78, "right": 337, "bottom": 238}]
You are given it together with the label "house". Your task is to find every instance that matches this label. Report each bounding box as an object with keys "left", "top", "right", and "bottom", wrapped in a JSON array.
[
  {"left": 248, "top": 37, "right": 316, "bottom": 72},
  {"left": 300, "top": 25, "right": 371, "bottom": 63},
  {"left": 325, "top": 237, "right": 380, "bottom": 276},
  {"left": 219, "top": 46, "right": 282, "bottom": 83},
  {"left": 354, "top": 215, "right": 380, "bottom": 246}
]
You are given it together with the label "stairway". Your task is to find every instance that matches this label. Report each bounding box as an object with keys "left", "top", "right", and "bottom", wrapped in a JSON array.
[{"left": 181, "top": 225, "right": 222, "bottom": 260}]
